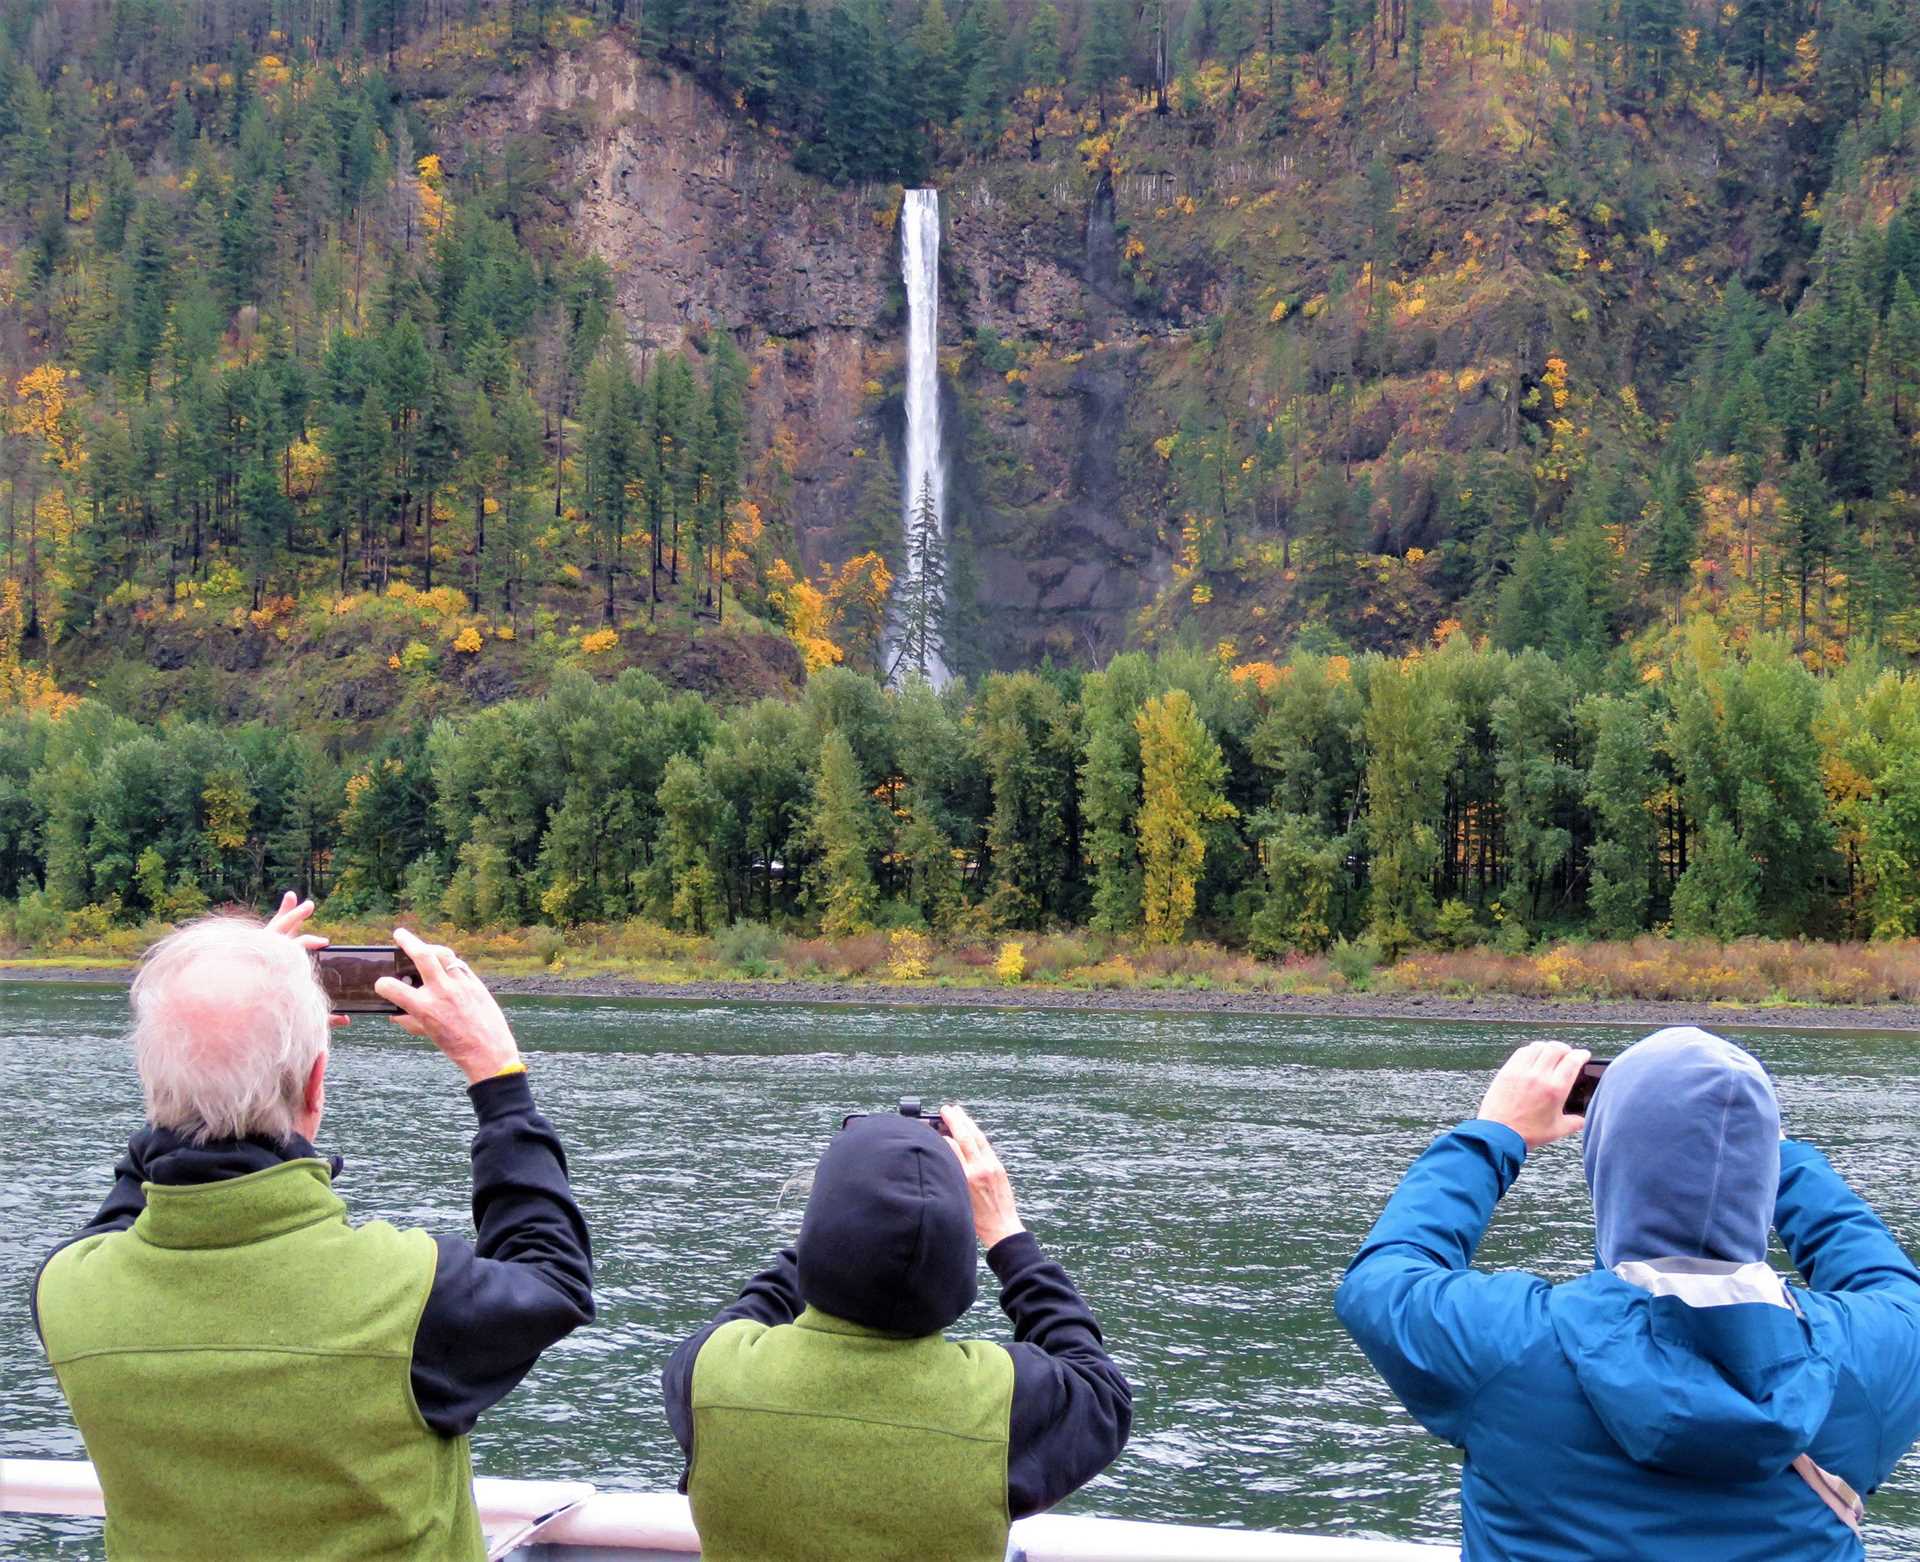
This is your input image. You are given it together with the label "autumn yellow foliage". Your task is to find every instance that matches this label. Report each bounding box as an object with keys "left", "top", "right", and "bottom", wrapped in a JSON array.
[
  {"left": 416, "top": 154, "right": 452, "bottom": 243},
  {"left": 886, "top": 928, "right": 933, "bottom": 981},
  {"left": 994, "top": 940, "right": 1027, "bottom": 984},
  {"left": 0, "top": 579, "right": 80, "bottom": 716},
  {"left": 767, "top": 559, "right": 843, "bottom": 672},
  {"left": 1136, "top": 690, "right": 1236, "bottom": 943}
]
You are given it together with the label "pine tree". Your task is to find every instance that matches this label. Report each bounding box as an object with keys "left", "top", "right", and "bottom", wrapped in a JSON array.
[
  {"left": 911, "top": 0, "right": 959, "bottom": 126},
  {"left": 1646, "top": 463, "right": 1702, "bottom": 621},
  {"left": 327, "top": 386, "right": 391, "bottom": 593},
  {"left": 237, "top": 457, "right": 291, "bottom": 608},
  {"left": 581, "top": 351, "right": 640, "bottom": 624},
  {"left": 1777, "top": 451, "right": 1836, "bottom": 645},
  {"left": 1026, "top": 2, "right": 1063, "bottom": 83},
  {"left": 892, "top": 474, "right": 947, "bottom": 682},
  {"left": 1075, "top": 0, "right": 1130, "bottom": 122},
  {"left": 1885, "top": 274, "right": 1920, "bottom": 435}
]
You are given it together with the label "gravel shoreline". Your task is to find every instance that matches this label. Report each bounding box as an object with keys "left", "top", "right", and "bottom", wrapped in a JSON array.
[{"left": 8, "top": 963, "right": 1920, "bottom": 1032}]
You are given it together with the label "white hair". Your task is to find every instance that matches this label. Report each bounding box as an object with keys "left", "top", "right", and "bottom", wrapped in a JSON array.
[{"left": 130, "top": 915, "right": 333, "bottom": 1145}]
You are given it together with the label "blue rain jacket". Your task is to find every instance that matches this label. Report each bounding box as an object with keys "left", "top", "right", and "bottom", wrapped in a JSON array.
[{"left": 1337, "top": 1117, "right": 1920, "bottom": 1560}]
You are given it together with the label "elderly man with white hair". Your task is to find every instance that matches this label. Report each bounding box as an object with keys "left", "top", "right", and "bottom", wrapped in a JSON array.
[{"left": 31, "top": 897, "right": 593, "bottom": 1562}]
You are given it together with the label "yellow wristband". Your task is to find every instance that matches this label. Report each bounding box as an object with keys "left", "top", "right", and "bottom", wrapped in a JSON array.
[{"left": 491, "top": 1061, "right": 528, "bottom": 1079}]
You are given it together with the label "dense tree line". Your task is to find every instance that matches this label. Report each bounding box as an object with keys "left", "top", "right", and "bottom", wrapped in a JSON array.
[{"left": 11, "top": 633, "right": 1920, "bottom": 951}]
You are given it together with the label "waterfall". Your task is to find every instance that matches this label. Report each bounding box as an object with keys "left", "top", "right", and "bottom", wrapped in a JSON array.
[{"left": 892, "top": 187, "right": 950, "bottom": 689}]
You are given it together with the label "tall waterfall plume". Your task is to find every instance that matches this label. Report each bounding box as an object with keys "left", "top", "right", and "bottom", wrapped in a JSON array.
[{"left": 892, "top": 188, "right": 950, "bottom": 688}]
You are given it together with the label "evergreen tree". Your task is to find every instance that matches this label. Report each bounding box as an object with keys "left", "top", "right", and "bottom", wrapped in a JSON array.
[
  {"left": 237, "top": 457, "right": 291, "bottom": 607},
  {"left": 912, "top": 0, "right": 960, "bottom": 126},
  {"left": 1885, "top": 274, "right": 1920, "bottom": 435},
  {"left": 1777, "top": 452, "right": 1836, "bottom": 645},
  {"left": 1027, "top": 2, "right": 1064, "bottom": 82},
  {"left": 581, "top": 350, "right": 641, "bottom": 624},
  {"left": 1075, "top": 0, "right": 1130, "bottom": 121},
  {"left": 892, "top": 475, "right": 947, "bottom": 683},
  {"left": 1646, "top": 464, "right": 1702, "bottom": 621}
]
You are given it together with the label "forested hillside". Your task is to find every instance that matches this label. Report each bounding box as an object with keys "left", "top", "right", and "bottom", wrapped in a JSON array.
[{"left": 4, "top": 0, "right": 1920, "bottom": 960}]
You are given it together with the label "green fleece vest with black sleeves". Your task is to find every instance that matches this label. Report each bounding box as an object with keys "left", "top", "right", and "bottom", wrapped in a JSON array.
[
  {"left": 688, "top": 1305, "right": 1017, "bottom": 1562},
  {"left": 35, "top": 1158, "right": 484, "bottom": 1562}
]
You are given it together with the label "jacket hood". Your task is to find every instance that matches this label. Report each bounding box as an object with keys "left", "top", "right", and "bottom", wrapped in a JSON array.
[
  {"left": 1563, "top": 1031, "right": 1826, "bottom": 1482},
  {"left": 796, "top": 1114, "right": 976, "bottom": 1337},
  {"left": 126, "top": 1124, "right": 339, "bottom": 1185},
  {"left": 1549, "top": 1268, "right": 1838, "bottom": 1481},
  {"left": 1583, "top": 1026, "right": 1780, "bottom": 1269}
]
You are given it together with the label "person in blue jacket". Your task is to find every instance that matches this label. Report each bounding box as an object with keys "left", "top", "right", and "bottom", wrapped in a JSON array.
[{"left": 1337, "top": 1026, "right": 1920, "bottom": 1561}]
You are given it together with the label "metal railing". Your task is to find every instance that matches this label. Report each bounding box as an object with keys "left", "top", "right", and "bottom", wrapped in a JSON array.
[{"left": 0, "top": 1458, "right": 1457, "bottom": 1561}]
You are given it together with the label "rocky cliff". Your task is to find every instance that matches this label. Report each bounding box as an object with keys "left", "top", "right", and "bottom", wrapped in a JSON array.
[
  {"left": 442, "top": 25, "right": 1869, "bottom": 674},
  {"left": 451, "top": 39, "right": 1172, "bottom": 671}
]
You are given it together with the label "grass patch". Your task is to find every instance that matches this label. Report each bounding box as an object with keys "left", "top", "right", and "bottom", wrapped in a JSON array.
[{"left": 6, "top": 917, "right": 1920, "bottom": 1009}]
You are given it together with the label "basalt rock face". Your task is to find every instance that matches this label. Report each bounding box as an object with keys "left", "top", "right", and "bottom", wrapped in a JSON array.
[{"left": 452, "top": 40, "right": 1172, "bottom": 673}]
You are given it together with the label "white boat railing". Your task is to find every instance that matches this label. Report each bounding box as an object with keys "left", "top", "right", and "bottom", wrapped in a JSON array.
[{"left": 0, "top": 1457, "right": 1457, "bottom": 1561}]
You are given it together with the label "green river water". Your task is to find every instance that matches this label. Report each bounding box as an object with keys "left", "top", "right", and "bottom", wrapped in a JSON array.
[{"left": 4, "top": 981, "right": 1919, "bottom": 1556}]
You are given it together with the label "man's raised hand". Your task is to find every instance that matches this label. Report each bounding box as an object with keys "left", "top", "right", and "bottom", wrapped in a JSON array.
[
  {"left": 940, "top": 1103, "right": 1026, "bottom": 1252},
  {"left": 267, "top": 890, "right": 348, "bottom": 1028},
  {"left": 375, "top": 927, "right": 523, "bottom": 1086},
  {"left": 1476, "top": 1040, "right": 1592, "bottom": 1152}
]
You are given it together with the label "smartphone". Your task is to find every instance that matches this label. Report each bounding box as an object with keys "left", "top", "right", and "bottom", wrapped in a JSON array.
[
  {"left": 1564, "top": 1059, "right": 1611, "bottom": 1116},
  {"left": 314, "top": 945, "right": 421, "bottom": 1014},
  {"left": 840, "top": 1098, "right": 950, "bottom": 1135}
]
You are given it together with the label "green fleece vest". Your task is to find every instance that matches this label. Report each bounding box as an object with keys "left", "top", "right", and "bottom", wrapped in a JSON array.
[
  {"left": 35, "top": 1159, "right": 484, "bottom": 1562},
  {"left": 688, "top": 1306, "right": 1016, "bottom": 1562}
]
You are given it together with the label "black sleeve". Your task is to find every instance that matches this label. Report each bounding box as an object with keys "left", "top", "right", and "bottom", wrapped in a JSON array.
[
  {"left": 662, "top": 1247, "right": 803, "bottom": 1477},
  {"left": 410, "top": 1072, "right": 596, "bottom": 1437},
  {"left": 30, "top": 1133, "right": 156, "bottom": 1342},
  {"left": 992, "top": 1231, "right": 1133, "bottom": 1519}
]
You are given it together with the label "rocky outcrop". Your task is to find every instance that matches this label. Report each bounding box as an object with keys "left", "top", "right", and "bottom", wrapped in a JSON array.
[{"left": 451, "top": 40, "right": 1171, "bottom": 673}]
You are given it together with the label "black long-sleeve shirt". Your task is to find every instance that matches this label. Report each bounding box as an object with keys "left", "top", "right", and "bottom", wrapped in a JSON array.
[
  {"left": 34, "top": 1071, "right": 594, "bottom": 1437},
  {"left": 663, "top": 1232, "right": 1132, "bottom": 1518}
]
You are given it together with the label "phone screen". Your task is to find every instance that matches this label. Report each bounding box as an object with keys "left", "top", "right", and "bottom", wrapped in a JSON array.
[
  {"left": 314, "top": 946, "right": 421, "bottom": 1014},
  {"left": 1564, "top": 1059, "right": 1610, "bottom": 1116}
]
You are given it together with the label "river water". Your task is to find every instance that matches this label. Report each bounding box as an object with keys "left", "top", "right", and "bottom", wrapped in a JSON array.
[{"left": 4, "top": 982, "right": 1920, "bottom": 1556}]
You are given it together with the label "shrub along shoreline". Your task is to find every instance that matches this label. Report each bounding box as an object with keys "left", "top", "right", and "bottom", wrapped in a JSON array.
[{"left": 9, "top": 923, "right": 1920, "bottom": 1030}]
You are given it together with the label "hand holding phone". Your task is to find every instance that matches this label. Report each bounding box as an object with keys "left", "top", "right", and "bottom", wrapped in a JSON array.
[
  {"left": 314, "top": 945, "right": 423, "bottom": 1014},
  {"left": 1477, "top": 1041, "right": 1592, "bottom": 1151},
  {"left": 375, "top": 928, "right": 523, "bottom": 1085}
]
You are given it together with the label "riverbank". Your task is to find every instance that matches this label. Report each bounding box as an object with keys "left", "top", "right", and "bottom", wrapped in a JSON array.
[{"left": 9, "top": 960, "right": 1920, "bottom": 1032}]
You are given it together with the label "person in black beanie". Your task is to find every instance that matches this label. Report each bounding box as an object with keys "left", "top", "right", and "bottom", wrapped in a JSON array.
[{"left": 662, "top": 1102, "right": 1131, "bottom": 1562}]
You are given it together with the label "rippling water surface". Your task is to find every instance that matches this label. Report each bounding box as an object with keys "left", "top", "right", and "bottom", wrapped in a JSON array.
[{"left": 5, "top": 982, "right": 1920, "bottom": 1556}]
